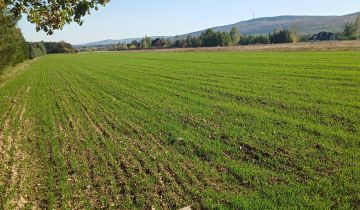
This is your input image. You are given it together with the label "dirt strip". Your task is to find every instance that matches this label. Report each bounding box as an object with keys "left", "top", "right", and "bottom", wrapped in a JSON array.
[{"left": 92, "top": 40, "right": 360, "bottom": 53}]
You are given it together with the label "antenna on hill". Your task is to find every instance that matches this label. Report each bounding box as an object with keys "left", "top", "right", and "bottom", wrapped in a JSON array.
[{"left": 253, "top": 12, "right": 255, "bottom": 20}]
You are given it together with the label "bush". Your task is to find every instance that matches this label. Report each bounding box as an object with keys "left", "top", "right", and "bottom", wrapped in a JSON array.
[
  {"left": 240, "top": 35, "right": 269, "bottom": 45},
  {"left": 28, "top": 42, "right": 46, "bottom": 59},
  {"left": 253, "top": 35, "right": 270, "bottom": 44},
  {"left": 299, "top": 34, "right": 312, "bottom": 42}
]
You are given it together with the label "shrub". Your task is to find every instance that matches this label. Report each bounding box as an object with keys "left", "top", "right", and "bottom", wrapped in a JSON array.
[
  {"left": 28, "top": 42, "right": 46, "bottom": 59},
  {"left": 240, "top": 35, "right": 269, "bottom": 45}
]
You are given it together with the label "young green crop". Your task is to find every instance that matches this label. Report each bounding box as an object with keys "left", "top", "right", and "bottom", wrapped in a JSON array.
[{"left": 0, "top": 51, "right": 359, "bottom": 209}]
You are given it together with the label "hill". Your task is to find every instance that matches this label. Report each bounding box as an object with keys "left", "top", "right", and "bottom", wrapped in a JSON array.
[
  {"left": 77, "top": 12, "right": 359, "bottom": 47},
  {"left": 76, "top": 36, "right": 168, "bottom": 48},
  {"left": 76, "top": 38, "right": 141, "bottom": 47},
  {"left": 182, "top": 12, "right": 360, "bottom": 38}
]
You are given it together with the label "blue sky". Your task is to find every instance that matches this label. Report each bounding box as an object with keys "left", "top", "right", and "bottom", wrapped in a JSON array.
[{"left": 18, "top": 0, "right": 360, "bottom": 45}]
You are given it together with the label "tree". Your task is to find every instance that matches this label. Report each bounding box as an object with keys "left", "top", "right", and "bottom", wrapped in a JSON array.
[
  {"left": 174, "top": 37, "right": 186, "bottom": 48},
  {"left": 343, "top": 22, "right": 357, "bottom": 39},
  {"left": 217, "top": 32, "right": 232, "bottom": 47},
  {"left": 116, "top": 42, "right": 127, "bottom": 51},
  {"left": 230, "top": 27, "right": 241, "bottom": 45},
  {"left": 28, "top": 42, "right": 46, "bottom": 59},
  {"left": 200, "top": 29, "right": 218, "bottom": 47},
  {"left": 185, "top": 35, "right": 201, "bottom": 48},
  {"left": 356, "top": 14, "right": 360, "bottom": 39},
  {"left": 164, "top": 38, "right": 175, "bottom": 48},
  {"left": 269, "top": 29, "right": 293, "bottom": 44},
  {"left": 0, "top": 7, "right": 28, "bottom": 72},
  {"left": 43, "top": 41, "right": 75, "bottom": 54},
  {"left": 239, "top": 35, "right": 269, "bottom": 45},
  {"left": 3, "top": 0, "right": 110, "bottom": 34},
  {"left": 199, "top": 29, "right": 233, "bottom": 47},
  {"left": 140, "top": 36, "right": 152, "bottom": 49},
  {"left": 291, "top": 23, "right": 299, "bottom": 43},
  {"left": 253, "top": 35, "right": 269, "bottom": 44}
]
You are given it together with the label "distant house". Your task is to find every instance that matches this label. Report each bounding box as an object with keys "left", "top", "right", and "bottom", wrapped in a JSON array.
[
  {"left": 151, "top": 38, "right": 165, "bottom": 49},
  {"left": 127, "top": 40, "right": 140, "bottom": 49},
  {"left": 311, "top": 32, "right": 336, "bottom": 41}
]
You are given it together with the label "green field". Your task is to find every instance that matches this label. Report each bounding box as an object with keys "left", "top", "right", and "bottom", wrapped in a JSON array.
[{"left": 0, "top": 51, "right": 359, "bottom": 209}]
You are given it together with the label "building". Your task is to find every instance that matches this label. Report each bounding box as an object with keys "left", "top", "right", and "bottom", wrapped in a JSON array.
[
  {"left": 127, "top": 40, "right": 140, "bottom": 49},
  {"left": 311, "top": 32, "right": 336, "bottom": 41},
  {"left": 151, "top": 38, "right": 165, "bottom": 49}
]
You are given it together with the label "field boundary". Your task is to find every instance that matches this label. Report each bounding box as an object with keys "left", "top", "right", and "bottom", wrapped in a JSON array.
[
  {"left": 92, "top": 40, "right": 360, "bottom": 53},
  {"left": 0, "top": 59, "right": 37, "bottom": 88}
]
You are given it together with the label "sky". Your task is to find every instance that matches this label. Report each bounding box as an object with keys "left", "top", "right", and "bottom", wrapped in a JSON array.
[{"left": 18, "top": 0, "right": 360, "bottom": 45}]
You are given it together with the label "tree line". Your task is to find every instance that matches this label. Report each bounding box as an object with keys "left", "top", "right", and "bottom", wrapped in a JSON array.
[
  {"left": 0, "top": 11, "right": 75, "bottom": 73},
  {"left": 1, "top": 4, "right": 78, "bottom": 73},
  {"left": 83, "top": 27, "right": 296, "bottom": 52},
  {"left": 169, "top": 28, "right": 251, "bottom": 48},
  {"left": 26, "top": 41, "right": 76, "bottom": 59},
  {"left": 80, "top": 27, "right": 294, "bottom": 52},
  {"left": 0, "top": 7, "right": 29, "bottom": 73},
  {"left": 0, "top": 0, "right": 91, "bottom": 74}
]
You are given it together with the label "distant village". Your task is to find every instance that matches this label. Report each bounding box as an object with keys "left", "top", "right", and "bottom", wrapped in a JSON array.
[{"left": 126, "top": 38, "right": 166, "bottom": 49}]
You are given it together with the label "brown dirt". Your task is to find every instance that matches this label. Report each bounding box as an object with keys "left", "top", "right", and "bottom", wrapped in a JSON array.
[
  {"left": 0, "top": 85, "right": 40, "bottom": 209},
  {"left": 99, "top": 40, "right": 360, "bottom": 53}
]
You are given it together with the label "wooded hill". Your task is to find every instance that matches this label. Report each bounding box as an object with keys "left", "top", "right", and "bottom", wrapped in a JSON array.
[{"left": 182, "top": 12, "right": 360, "bottom": 38}]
